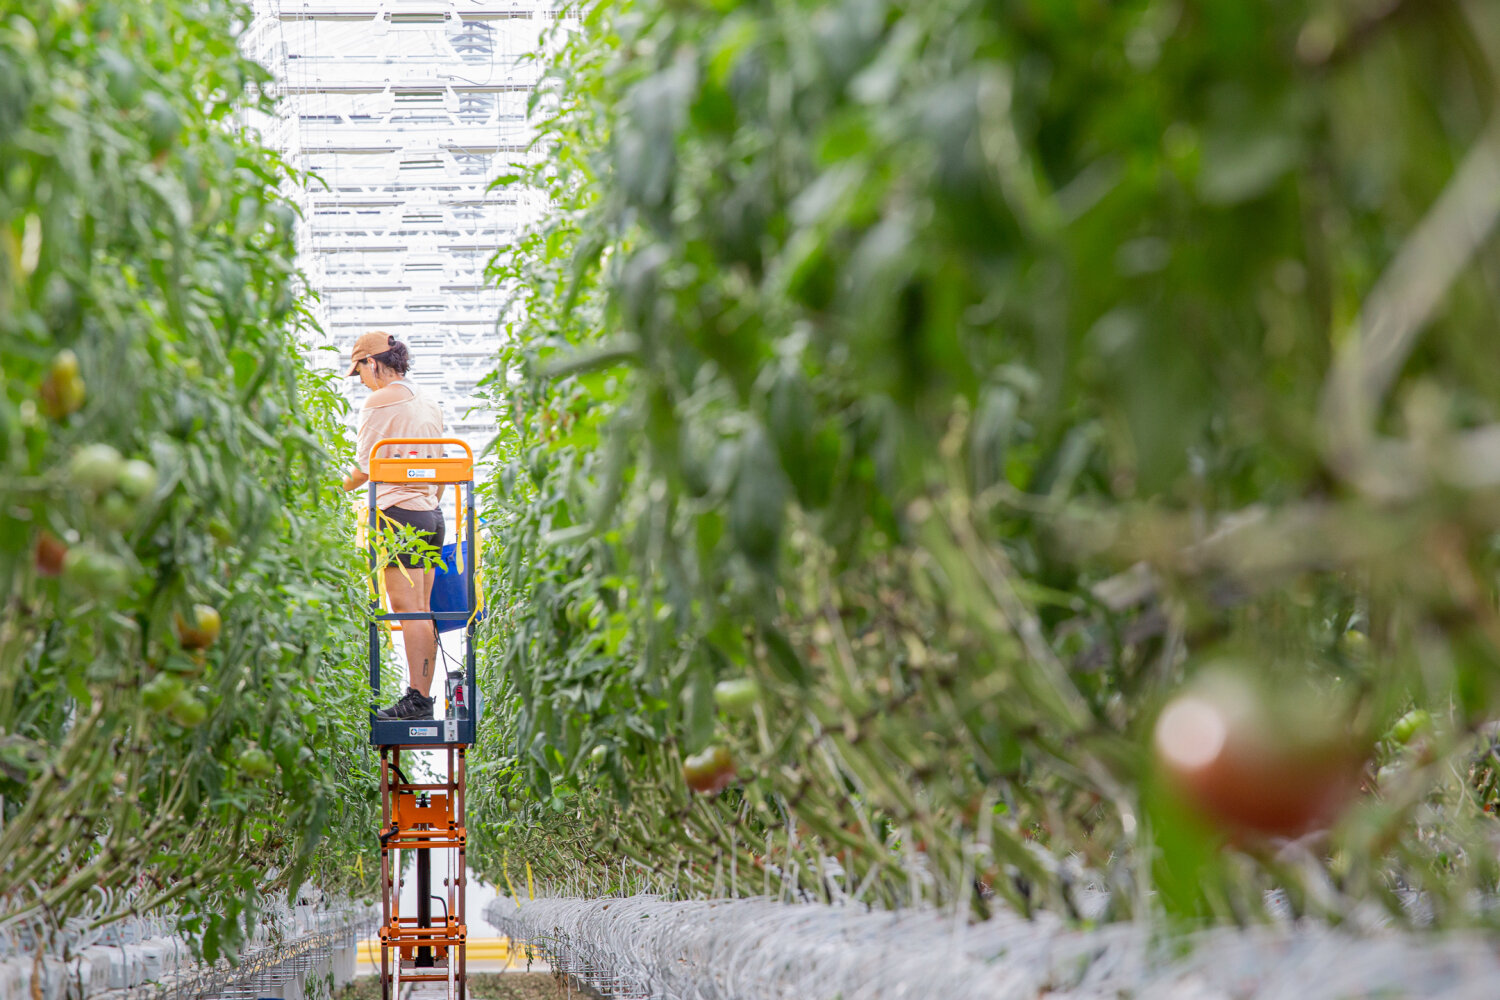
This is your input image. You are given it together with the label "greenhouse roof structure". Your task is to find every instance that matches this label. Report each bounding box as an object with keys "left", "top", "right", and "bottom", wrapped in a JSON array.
[{"left": 242, "top": 1, "right": 557, "bottom": 446}]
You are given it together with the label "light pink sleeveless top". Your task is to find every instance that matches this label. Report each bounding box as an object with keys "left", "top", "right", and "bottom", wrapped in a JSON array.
[{"left": 355, "top": 379, "right": 445, "bottom": 510}]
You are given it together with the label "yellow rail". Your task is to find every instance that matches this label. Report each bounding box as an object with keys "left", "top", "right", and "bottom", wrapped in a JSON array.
[{"left": 357, "top": 937, "right": 523, "bottom": 965}]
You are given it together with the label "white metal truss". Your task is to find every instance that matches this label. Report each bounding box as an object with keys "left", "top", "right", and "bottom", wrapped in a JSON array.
[{"left": 241, "top": 1, "right": 560, "bottom": 446}]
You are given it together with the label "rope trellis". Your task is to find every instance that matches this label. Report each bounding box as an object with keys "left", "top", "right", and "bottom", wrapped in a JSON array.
[
  {"left": 0, "top": 898, "right": 375, "bottom": 1000},
  {"left": 485, "top": 894, "right": 1500, "bottom": 1000}
]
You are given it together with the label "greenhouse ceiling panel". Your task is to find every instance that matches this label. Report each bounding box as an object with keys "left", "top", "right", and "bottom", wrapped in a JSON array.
[{"left": 243, "top": 1, "right": 557, "bottom": 443}]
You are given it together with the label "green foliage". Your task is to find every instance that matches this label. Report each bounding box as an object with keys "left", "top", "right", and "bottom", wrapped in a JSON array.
[
  {"left": 0, "top": 0, "right": 377, "bottom": 957},
  {"left": 473, "top": 0, "right": 1500, "bottom": 925}
]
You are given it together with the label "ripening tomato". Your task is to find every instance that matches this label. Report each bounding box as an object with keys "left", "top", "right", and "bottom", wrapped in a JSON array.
[
  {"left": 683, "top": 745, "right": 736, "bottom": 794},
  {"left": 174, "top": 604, "right": 222, "bottom": 650},
  {"left": 1153, "top": 671, "right": 1366, "bottom": 838},
  {"left": 39, "top": 350, "right": 85, "bottom": 420}
]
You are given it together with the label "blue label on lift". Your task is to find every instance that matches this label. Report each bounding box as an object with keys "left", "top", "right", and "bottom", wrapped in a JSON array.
[{"left": 408, "top": 725, "right": 438, "bottom": 738}]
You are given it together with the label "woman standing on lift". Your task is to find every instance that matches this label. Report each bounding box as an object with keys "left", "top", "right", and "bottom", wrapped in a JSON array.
[{"left": 341, "top": 331, "right": 446, "bottom": 721}]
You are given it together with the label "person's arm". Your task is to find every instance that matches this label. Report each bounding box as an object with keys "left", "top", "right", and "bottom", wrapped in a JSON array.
[{"left": 342, "top": 468, "right": 368, "bottom": 491}]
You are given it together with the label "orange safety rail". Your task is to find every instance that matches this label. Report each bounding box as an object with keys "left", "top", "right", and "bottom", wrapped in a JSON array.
[
  {"left": 381, "top": 826, "right": 466, "bottom": 850},
  {"left": 390, "top": 971, "right": 453, "bottom": 983},
  {"left": 382, "top": 917, "right": 467, "bottom": 961},
  {"left": 368, "top": 437, "right": 474, "bottom": 485},
  {"left": 385, "top": 917, "right": 467, "bottom": 939}
]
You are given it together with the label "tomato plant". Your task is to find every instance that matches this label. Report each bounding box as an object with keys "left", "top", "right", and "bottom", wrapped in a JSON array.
[
  {"left": 0, "top": 0, "right": 379, "bottom": 959},
  {"left": 467, "top": 0, "right": 1500, "bottom": 929}
]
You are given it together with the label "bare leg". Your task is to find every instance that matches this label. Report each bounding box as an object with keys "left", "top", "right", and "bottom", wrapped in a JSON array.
[{"left": 385, "top": 565, "right": 438, "bottom": 697}]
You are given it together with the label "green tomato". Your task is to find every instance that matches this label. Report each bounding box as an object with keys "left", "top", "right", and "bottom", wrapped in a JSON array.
[
  {"left": 1390, "top": 708, "right": 1432, "bottom": 745},
  {"left": 116, "top": 459, "right": 158, "bottom": 499},
  {"left": 236, "top": 746, "right": 275, "bottom": 778},
  {"left": 141, "top": 673, "right": 183, "bottom": 711},
  {"left": 590, "top": 744, "right": 608, "bottom": 766},
  {"left": 100, "top": 493, "right": 136, "bottom": 530},
  {"left": 67, "top": 443, "right": 125, "bottom": 493},
  {"left": 714, "top": 678, "right": 761, "bottom": 717},
  {"left": 167, "top": 690, "right": 207, "bottom": 728},
  {"left": 61, "top": 545, "right": 130, "bottom": 597},
  {"left": 39, "top": 367, "right": 86, "bottom": 420}
]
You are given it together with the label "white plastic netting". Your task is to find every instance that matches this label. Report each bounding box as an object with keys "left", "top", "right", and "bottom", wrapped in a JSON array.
[{"left": 485, "top": 894, "right": 1500, "bottom": 1000}]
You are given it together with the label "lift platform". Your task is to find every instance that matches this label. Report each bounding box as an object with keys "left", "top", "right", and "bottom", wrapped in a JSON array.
[
  {"left": 366, "top": 437, "right": 480, "bottom": 749},
  {"left": 364, "top": 438, "right": 480, "bottom": 1000}
]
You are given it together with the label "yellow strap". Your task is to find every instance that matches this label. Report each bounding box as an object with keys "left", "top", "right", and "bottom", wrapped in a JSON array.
[
  {"left": 356, "top": 514, "right": 368, "bottom": 572},
  {"left": 502, "top": 850, "right": 521, "bottom": 910},
  {"left": 454, "top": 485, "right": 466, "bottom": 575},
  {"left": 356, "top": 512, "right": 384, "bottom": 606},
  {"left": 462, "top": 524, "right": 485, "bottom": 628},
  {"left": 374, "top": 537, "right": 391, "bottom": 617}
]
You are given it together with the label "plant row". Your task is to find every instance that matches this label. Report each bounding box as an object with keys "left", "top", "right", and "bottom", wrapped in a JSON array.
[
  {"left": 0, "top": 0, "right": 379, "bottom": 959},
  {"left": 470, "top": 0, "right": 1500, "bottom": 927}
]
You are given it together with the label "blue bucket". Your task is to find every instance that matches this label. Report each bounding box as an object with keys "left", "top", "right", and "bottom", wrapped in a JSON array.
[{"left": 431, "top": 541, "right": 485, "bottom": 633}]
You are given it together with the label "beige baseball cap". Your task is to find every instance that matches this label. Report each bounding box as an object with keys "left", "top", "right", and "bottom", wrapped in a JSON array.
[{"left": 347, "top": 331, "right": 394, "bottom": 376}]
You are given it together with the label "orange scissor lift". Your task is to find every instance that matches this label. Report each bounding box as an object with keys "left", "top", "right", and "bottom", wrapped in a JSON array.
[{"left": 365, "top": 439, "right": 481, "bottom": 1000}]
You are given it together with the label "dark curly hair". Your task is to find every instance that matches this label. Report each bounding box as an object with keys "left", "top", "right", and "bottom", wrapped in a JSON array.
[{"left": 369, "top": 337, "right": 411, "bottom": 376}]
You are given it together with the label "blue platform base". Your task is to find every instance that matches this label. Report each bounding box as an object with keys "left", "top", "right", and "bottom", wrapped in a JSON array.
[{"left": 369, "top": 715, "right": 475, "bottom": 746}]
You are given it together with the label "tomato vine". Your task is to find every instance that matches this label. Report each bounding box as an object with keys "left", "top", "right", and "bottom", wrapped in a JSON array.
[
  {"left": 0, "top": 0, "right": 378, "bottom": 959},
  {"left": 472, "top": 0, "right": 1500, "bottom": 927}
]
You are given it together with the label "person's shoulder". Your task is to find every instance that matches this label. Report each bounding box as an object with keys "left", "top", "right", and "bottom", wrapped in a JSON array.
[{"left": 364, "top": 385, "right": 413, "bottom": 408}]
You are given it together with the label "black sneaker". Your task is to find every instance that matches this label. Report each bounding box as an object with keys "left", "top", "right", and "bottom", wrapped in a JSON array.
[{"left": 375, "top": 687, "right": 434, "bottom": 720}]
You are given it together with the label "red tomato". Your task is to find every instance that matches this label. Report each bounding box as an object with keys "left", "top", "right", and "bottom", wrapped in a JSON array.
[
  {"left": 34, "top": 532, "right": 68, "bottom": 576},
  {"left": 1154, "top": 674, "right": 1365, "bottom": 838}
]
